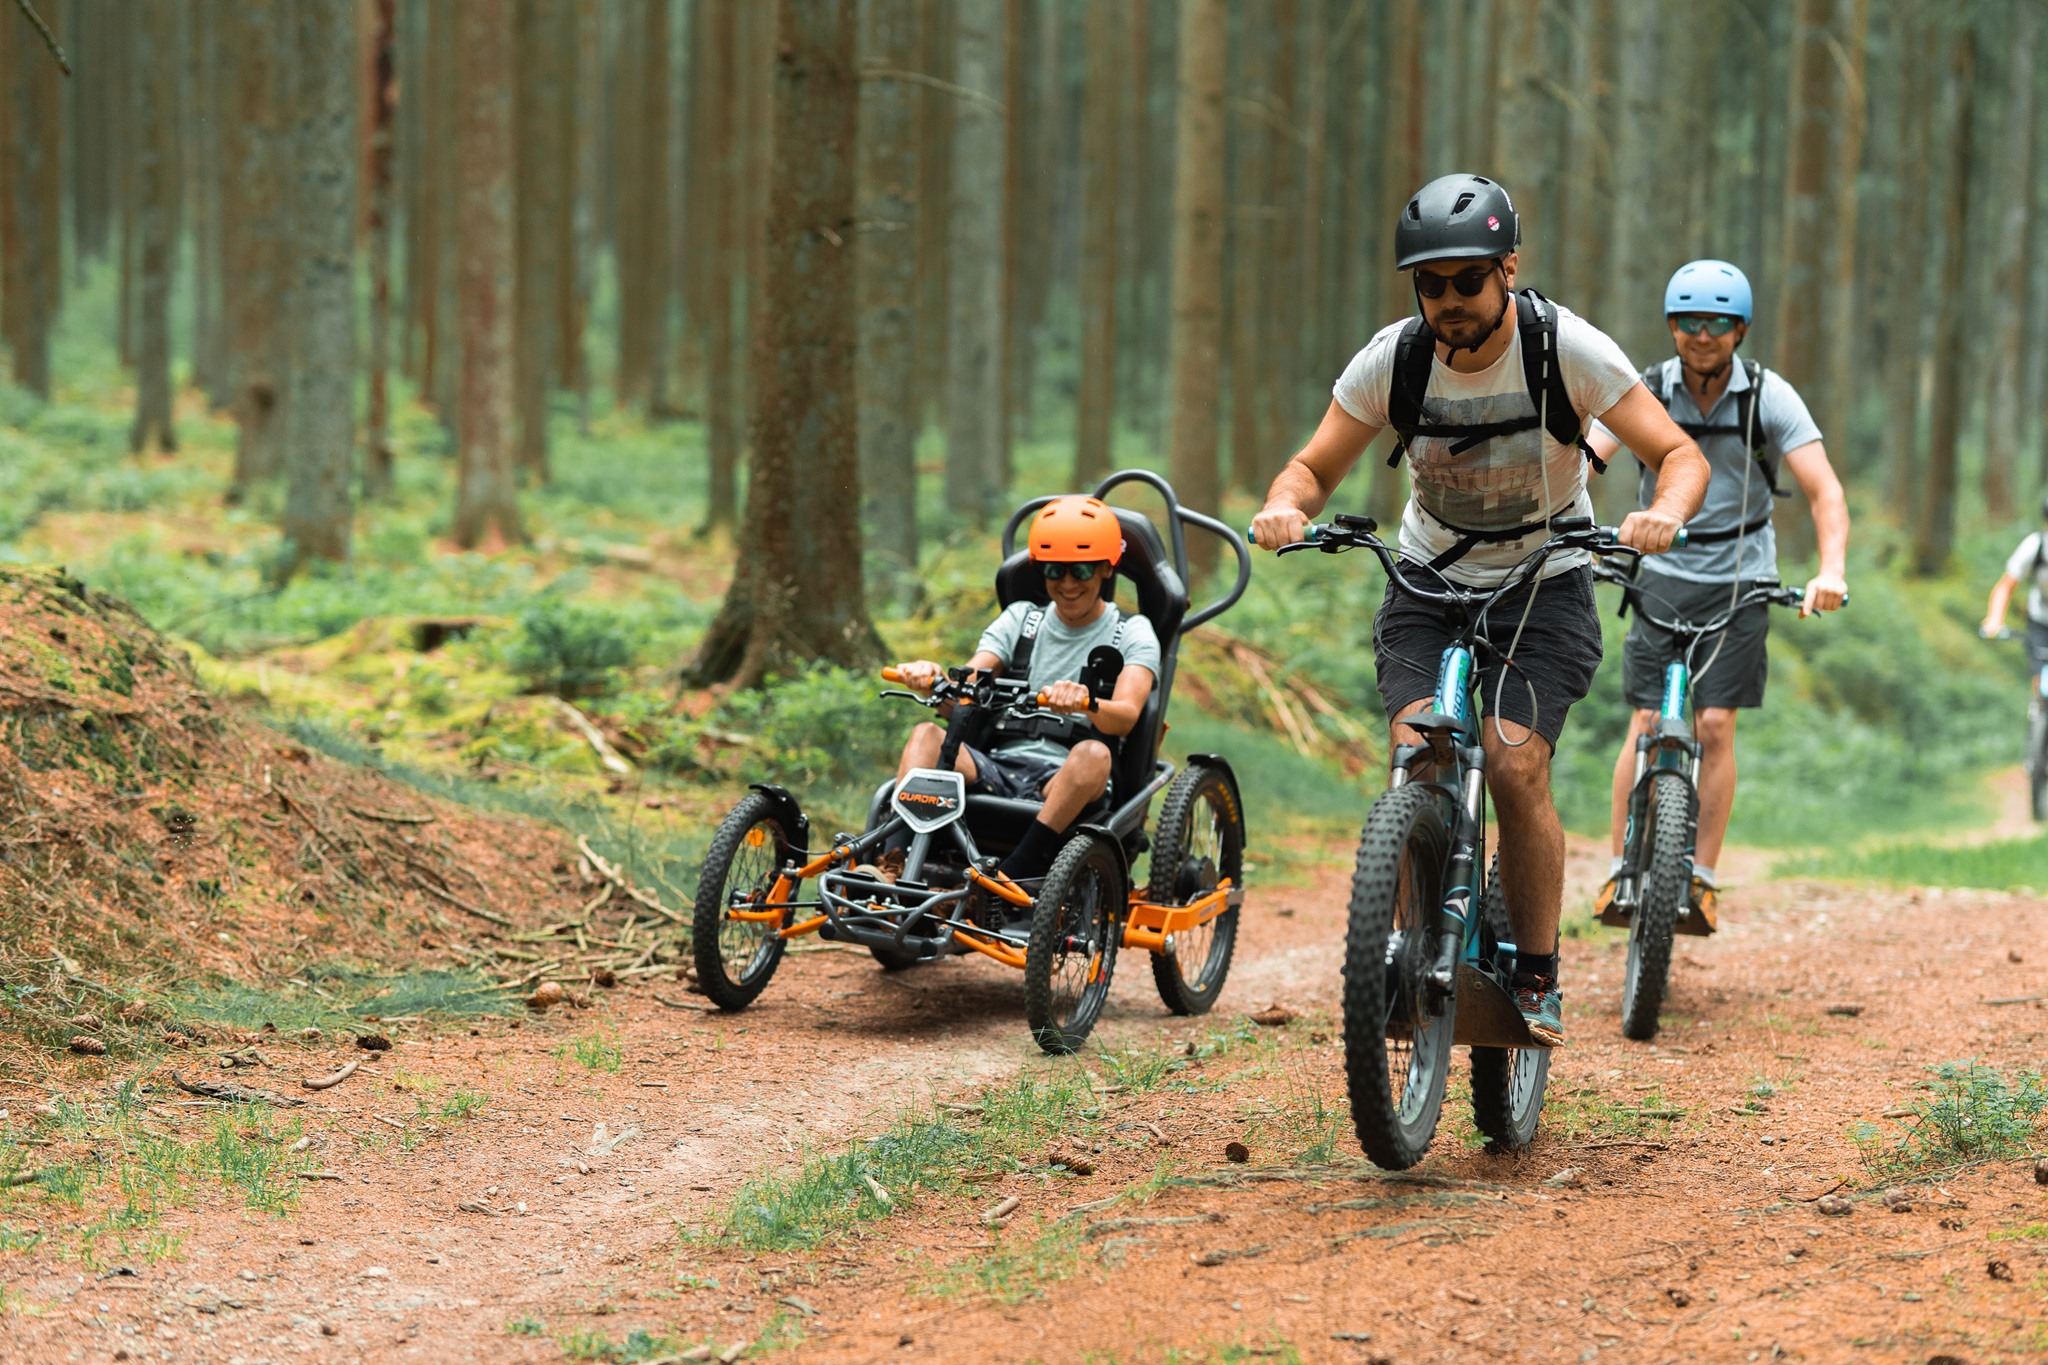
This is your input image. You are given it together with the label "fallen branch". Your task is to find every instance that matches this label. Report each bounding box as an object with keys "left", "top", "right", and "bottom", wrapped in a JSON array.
[
  {"left": 301, "top": 1057, "right": 361, "bottom": 1092},
  {"left": 3, "top": 1169, "right": 39, "bottom": 1188},
  {"left": 556, "top": 699, "right": 633, "bottom": 776},
  {"left": 170, "top": 1071, "right": 306, "bottom": 1107},
  {"left": 295, "top": 1171, "right": 344, "bottom": 1181},
  {"left": 348, "top": 805, "right": 436, "bottom": 825},
  {"left": 1574, "top": 1140, "right": 1670, "bottom": 1152},
  {"left": 1984, "top": 994, "right": 2044, "bottom": 1006},
  {"left": 412, "top": 878, "right": 513, "bottom": 928},
  {"left": 576, "top": 836, "right": 683, "bottom": 923},
  {"left": 652, "top": 993, "right": 711, "bottom": 1012},
  {"left": 9, "top": 0, "right": 69, "bottom": 76}
]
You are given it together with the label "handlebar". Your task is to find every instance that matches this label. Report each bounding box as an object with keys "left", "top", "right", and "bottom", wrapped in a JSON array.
[
  {"left": 1246, "top": 516, "right": 1688, "bottom": 554},
  {"left": 878, "top": 665, "right": 1094, "bottom": 718},
  {"left": 1982, "top": 627, "right": 2019, "bottom": 642},
  {"left": 1591, "top": 563, "right": 1846, "bottom": 635}
]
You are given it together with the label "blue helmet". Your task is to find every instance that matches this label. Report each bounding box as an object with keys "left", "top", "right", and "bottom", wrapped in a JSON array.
[{"left": 1664, "top": 260, "right": 1752, "bottom": 323}]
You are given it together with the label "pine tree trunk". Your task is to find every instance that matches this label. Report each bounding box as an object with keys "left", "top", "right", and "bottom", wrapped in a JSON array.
[
  {"left": 514, "top": 0, "right": 563, "bottom": 482},
  {"left": 1820, "top": 0, "right": 1871, "bottom": 467},
  {"left": 2, "top": 0, "right": 63, "bottom": 398},
  {"left": 568, "top": 0, "right": 599, "bottom": 425},
  {"left": 1986, "top": 0, "right": 2038, "bottom": 521},
  {"left": 224, "top": 0, "right": 287, "bottom": 495},
  {"left": 942, "top": 0, "right": 1005, "bottom": 523},
  {"left": 1493, "top": 0, "right": 1545, "bottom": 284},
  {"left": 692, "top": 0, "right": 881, "bottom": 687},
  {"left": 1074, "top": 0, "right": 1121, "bottom": 484},
  {"left": 1556, "top": 0, "right": 1611, "bottom": 323},
  {"left": 1370, "top": 0, "right": 1422, "bottom": 526},
  {"left": 280, "top": 0, "right": 358, "bottom": 573},
  {"left": 858, "top": 0, "right": 920, "bottom": 576},
  {"left": 187, "top": 0, "right": 227, "bottom": 408},
  {"left": 429, "top": 0, "right": 461, "bottom": 424},
  {"left": 1773, "top": 0, "right": 1832, "bottom": 397},
  {"left": 914, "top": 0, "right": 953, "bottom": 436},
  {"left": 1262, "top": 0, "right": 1297, "bottom": 465},
  {"left": 365, "top": 0, "right": 397, "bottom": 499},
  {"left": 69, "top": 2, "right": 110, "bottom": 273},
  {"left": 1296, "top": 0, "right": 1327, "bottom": 429},
  {"left": 1915, "top": 29, "right": 1976, "bottom": 576},
  {"left": 399, "top": 0, "right": 431, "bottom": 387},
  {"left": 1167, "top": 0, "right": 1227, "bottom": 575},
  {"left": 700, "top": 0, "right": 741, "bottom": 530},
  {"left": 1228, "top": 9, "right": 1270, "bottom": 494},
  {"left": 452, "top": 0, "right": 522, "bottom": 552},
  {"left": 129, "top": 4, "right": 178, "bottom": 456},
  {"left": 1882, "top": 5, "right": 1935, "bottom": 518}
]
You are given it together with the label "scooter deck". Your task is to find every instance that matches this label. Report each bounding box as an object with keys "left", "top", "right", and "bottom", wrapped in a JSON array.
[{"left": 1450, "top": 962, "right": 1547, "bottom": 1049}]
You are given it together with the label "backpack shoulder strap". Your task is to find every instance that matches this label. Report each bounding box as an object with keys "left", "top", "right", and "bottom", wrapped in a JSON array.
[
  {"left": 1744, "top": 362, "right": 1790, "bottom": 498},
  {"left": 1640, "top": 361, "right": 1669, "bottom": 406},
  {"left": 1009, "top": 605, "right": 1047, "bottom": 681},
  {"left": 1383, "top": 317, "right": 1437, "bottom": 468},
  {"left": 1515, "top": 288, "right": 1606, "bottom": 474}
]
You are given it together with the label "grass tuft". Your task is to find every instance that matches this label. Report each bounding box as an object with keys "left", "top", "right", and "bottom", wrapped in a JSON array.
[{"left": 1850, "top": 1060, "right": 2048, "bottom": 1177}]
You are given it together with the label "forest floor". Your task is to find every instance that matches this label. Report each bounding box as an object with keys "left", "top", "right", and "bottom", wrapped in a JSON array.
[{"left": 6, "top": 812, "right": 2046, "bottom": 1365}]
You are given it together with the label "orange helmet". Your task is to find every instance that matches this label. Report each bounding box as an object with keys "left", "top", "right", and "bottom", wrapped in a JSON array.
[{"left": 1027, "top": 496, "right": 1124, "bottom": 566}]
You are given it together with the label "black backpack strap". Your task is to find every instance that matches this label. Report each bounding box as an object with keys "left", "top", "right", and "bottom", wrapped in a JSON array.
[
  {"left": 1516, "top": 288, "right": 1605, "bottom": 475},
  {"left": 1008, "top": 605, "right": 1046, "bottom": 682},
  {"left": 1415, "top": 504, "right": 1556, "bottom": 573},
  {"left": 1676, "top": 509, "right": 1774, "bottom": 546},
  {"left": 1742, "top": 361, "right": 1789, "bottom": 499},
  {"left": 1383, "top": 317, "right": 1436, "bottom": 468}
]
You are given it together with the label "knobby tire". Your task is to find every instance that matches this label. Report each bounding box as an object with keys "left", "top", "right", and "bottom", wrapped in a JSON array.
[
  {"left": 1469, "top": 850, "right": 1551, "bottom": 1151},
  {"left": 1620, "top": 771, "right": 1691, "bottom": 1041},
  {"left": 691, "top": 792, "right": 793, "bottom": 1011},
  {"left": 1146, "top": 765, "right": 1246, "bottom": 1015}
]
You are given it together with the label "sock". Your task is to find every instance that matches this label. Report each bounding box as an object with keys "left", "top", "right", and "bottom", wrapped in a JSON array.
[
  {"left": 1516, "top": 950, "right": 1558, "bottom": 982},
  {"left": 998, "top": 819, "right": 1064, "bottom": 881},
  {"left": 1692, "top": 864, "right": 1716, "bottom": 887},
  {"left": 1608, "top": 856, "right": 1625, "bottom": 879}
]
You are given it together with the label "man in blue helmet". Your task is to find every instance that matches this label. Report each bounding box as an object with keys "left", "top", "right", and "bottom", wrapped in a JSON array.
[
  {"left": 1251, "top": 174, "right": 1709, "bottom": 1047},
  {"left": 1587, "top": 260, "right": 1849, "bottom": 932}
]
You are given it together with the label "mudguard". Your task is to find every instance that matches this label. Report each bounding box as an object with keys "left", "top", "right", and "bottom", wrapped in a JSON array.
[
  {"left": 1187, "top": 752, "right": 1248, "bottom": 844},
  {"left": 747, "top": 783, "right": 811, "bottom": 861},
  {"left": 1066, "top": 823, "right": 1130, "bottom": 886}
]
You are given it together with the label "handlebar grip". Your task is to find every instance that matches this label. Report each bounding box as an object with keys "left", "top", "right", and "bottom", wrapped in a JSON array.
[
  {"left": 1672, "top": 528, "right": 1688, "bottom": 550},
  {"left": 880, "top": 666, "right": 903, "bottom": 683}
]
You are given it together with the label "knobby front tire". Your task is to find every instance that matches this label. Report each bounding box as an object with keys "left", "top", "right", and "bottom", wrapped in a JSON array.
[
  {"left": 1469, "top": 851, "right": 1551, "bottom": 1152},
  {"left": 1146, "top": 765, "right": 1246, "bottom": 1015},
  {"left": 1024, "top": 834, "right": 1125, "bottom": 1055},
  {"left": 691, "top": 793, "right": 794, "bottom": 1011},
  {"left": 1341, "top": 783, "right": 1454, "bottom": 1171},
  {"left": 1620, "top": 772, "right": 1691, "bottom": 1041},
  {"left": 2028, "top": 698, "right": 2047, "bottom": 822}
]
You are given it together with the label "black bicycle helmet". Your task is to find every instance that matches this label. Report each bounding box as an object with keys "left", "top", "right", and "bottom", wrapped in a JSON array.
[{"left": 1393, "top": 174, "right": 1519, "bottom": 270}]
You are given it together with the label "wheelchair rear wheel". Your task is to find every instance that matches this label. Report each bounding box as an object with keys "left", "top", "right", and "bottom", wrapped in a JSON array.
[
  {"left": 1146, "top": 765, "right": 1245, "bottom": 1015},
  {"left": 1024, "top": 834, "right": 1125, "bottom": 1054},
  {"left": 691, "top": 793, "right": 795, "bottom": 1010}
]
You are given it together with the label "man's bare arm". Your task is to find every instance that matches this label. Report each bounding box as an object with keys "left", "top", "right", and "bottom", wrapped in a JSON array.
[
  {"left": 1251, "top": 401, "right": 1383, "bottom": 549},
  {"left": 1780, "top": 440, "right": 1848, "bottom": 615},
  {"left": 1596, "top": 383, "right": 1709, "bottom": 554}
]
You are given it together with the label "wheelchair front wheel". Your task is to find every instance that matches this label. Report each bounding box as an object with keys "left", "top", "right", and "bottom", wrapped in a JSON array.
[
  {"left": 1146, "top": 764, "right": 1245, "bottom": 1015},
  {"left": 1024, "top": 834, "right": 1125, "bottom": 1054},
  {"left": 691, "top": 793, "right": 796, "bottom": 1011}
]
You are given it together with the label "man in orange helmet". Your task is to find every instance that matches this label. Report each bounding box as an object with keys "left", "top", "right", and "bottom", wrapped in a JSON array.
[{"left": 887, "top": 496, "right": 1162, "bottom": 882}]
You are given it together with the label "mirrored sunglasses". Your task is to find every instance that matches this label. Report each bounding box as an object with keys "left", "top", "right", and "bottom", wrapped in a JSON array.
[
  {"left": 1671, "top": 314, "right": 1741, "bottom": 337},
  {"left": 1040, "top": 561, "right": 1104, "bottom": 582}
]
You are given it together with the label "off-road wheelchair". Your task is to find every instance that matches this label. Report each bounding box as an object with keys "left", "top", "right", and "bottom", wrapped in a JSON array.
[{"left": 691, "top": 470, "right": 1251, "bottom": 1054}]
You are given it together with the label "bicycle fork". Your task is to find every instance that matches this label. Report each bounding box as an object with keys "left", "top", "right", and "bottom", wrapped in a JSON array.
[{"left": 1615, "top": 662, "right": 1702, "bottom": 912}]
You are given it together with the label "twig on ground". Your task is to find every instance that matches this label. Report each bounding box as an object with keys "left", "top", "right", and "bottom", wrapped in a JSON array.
[
  {"left": 170, "top": 1071, "right": 306, "bottom": 1107},
  {"left": 1985, "top": 994, "right": 2044, "bottom": 1006},
  {"left": 652, "top": 993, "right": 711, "bottom": 1012},
  {"left": 555, "top": 699, "right": 633, "bottom": 775},
  {"left": 576, "top": 836, "right": 683, "bottom": 923},
  {"left": 301, "top": 1057, "right": 361, "bottom": 1091},
  {"left": 412, "top": 877, "right": 513, "bottom": 928},
  {"left": 3, "top": 1169, "right": 40, "bottom": 1187},
  {"left": 348, "top": 805, "right": 436, "bottom": 825}
]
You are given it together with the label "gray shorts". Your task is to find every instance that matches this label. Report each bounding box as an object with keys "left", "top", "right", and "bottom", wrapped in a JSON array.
[
  {"left": 1621, "top": 574, "right": 1771, "bottom": 711},
  {"left": 964, "top": 745, "right": 1061, "bottom": 802},
  {"left": 1372, "top": 564, "right": 1603, "bottom": 750},
  {"left": 2028, "top": 617, "right": 2048, "bottom": 672}
]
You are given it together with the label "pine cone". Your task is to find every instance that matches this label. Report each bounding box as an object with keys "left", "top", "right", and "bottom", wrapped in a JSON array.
[
  {"left": 161, "top": 1031, "right": 192, "bottom": 1050},
  {"left": 68, "top": 1013, "right": 104, "bottom": 1032},
  {"left": 67, "top": 1035, "right": 108, "bottom": 1056},
  {"left": 118, "top": 1001, "right": 155, "bottom": 1025}
]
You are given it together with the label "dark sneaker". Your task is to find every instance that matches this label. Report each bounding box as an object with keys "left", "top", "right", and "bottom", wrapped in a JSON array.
[
  {"left": 1594, "top": 875, "right": 1629, "bottom": 928},
  {"left": 1512, "top": 974, "right": 1564, "bottom": 1048},
  {"left": 1676, "top": 876, "right": 1719, "bottom": 937}
]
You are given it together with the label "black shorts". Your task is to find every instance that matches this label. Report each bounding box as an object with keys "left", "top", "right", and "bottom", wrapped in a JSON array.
[
  {"left": 964, "top": 746, "right": 1062, "bottom": 802},
  {"left": 1621, "top": 574, "right": 1771, "bottom": 711},
  {"left": 2028, "top": 617, "right": 2048, "bottom": 672},
  {"left": 1372, "top": 564, "right": 1602, "bottom": 750}
]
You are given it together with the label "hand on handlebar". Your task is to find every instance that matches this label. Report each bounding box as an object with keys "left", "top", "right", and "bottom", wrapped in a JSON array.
[
  {"left": 1035, "top": 679, "right": 1096, "bottom": 714},
  {"left": 1249, "top": 503, "right": 1312, "bottom": 551},
  {"left": 1615, "top": 508, "right": 1687, "bottom": 556},
  {"left": 1801, "top": 572, "right": 1847, "bottom": 618},
  {"left": 888, "top": 660, "right": 944, "bottom": 694}
]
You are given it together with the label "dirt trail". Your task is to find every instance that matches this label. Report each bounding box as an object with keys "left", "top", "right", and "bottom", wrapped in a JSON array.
[{"left": 7, "top": 830, "right": 2047, "bottom": 1364}]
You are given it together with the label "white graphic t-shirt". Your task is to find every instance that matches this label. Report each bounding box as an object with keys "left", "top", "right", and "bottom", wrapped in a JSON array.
[
  {"left": 1332, "top": 300, "right": 1641, "bottom": 586},
  {"left": 2005, "top": 532, "right": 2048, "bottom": 624}
]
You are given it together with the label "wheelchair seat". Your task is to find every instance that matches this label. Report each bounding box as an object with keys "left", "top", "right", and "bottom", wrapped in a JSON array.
[{"left": 990, "top": 506, "right": 1191, "bottom": 812}]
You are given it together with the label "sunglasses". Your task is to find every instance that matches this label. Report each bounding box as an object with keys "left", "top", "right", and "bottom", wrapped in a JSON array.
[
  {"left": 1413, "top": 261, "right": 1499, "bottom": 300},
  {"left": 1040, "top": 561, "right": 1106, "bottom": 582},
  {"left": 1671, "top": 314, "right": 1741, "bottom": 337}
]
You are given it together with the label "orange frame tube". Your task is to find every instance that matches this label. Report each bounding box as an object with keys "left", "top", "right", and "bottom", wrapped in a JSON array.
[{"left": 1121, "top": 878, "right": 1234, "bottom": 953}]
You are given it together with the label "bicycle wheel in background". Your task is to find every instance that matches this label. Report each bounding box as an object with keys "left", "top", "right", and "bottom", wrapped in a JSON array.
[
  {"left": 1620, "top": 771, "right": 1692, "bottom": 1041},
  {"left": 1341, "top": 783, "right": 1455, "bottom": 1170},
  {"left": 1469, "top": 851, "right": 1551, "bottom": 1152}
]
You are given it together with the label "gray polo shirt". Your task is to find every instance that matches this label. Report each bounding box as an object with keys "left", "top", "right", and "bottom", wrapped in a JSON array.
[{"left": 1595, "top": 356, "right": 1822, "bottom": 584}]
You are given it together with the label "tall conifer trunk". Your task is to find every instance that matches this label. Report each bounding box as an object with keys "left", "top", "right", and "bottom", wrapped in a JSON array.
[
  {"left": 452, "top": 0, "right": 522, "bottom": 551},
  {"left": 858, "top": 0, "right": 920, "bottom": 576},
  {"left": 1167, "top": 0, "right": 1227, "bottom": 575},
  {"left": 942, "top": 0, "right": 1005, "bottom": 522},
  {"left": 1915, "top": 30, "right": 1976, "bottom": 576},
  {"left": 129, "top": 4, "right": 178, "bottom": 456},
  {"left": 1074, "top": 0, "right": 1122, "bottom": 484}
]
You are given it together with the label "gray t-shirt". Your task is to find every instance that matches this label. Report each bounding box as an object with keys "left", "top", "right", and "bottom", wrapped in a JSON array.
[
  {"left": 976, "top": 601, "right": 1162, "bottom": 767},
  {"left": 1598, "top": 357, "right": 1822, "bottom": 585},
  {"left": 2004, "top": 532, "right": 2048, "bottom": 624}
]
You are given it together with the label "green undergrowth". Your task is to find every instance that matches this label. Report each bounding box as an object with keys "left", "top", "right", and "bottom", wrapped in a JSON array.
[
  {"left": 1777, "top": 830, "right": 2048, "bottom": 891},
  {"left": 1850, "top": 1061, "right": 2048, "bottom": 1179},
  {"left": 705, "top": 1020, "right": 1271, "bottom": 1257},
  {"left": 0, "top": 1077, "right": 316, "bottom": 1269}
]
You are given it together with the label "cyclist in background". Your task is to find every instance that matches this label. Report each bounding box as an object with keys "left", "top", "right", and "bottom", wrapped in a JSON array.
[
  {"left": 1251, "top": 174, "right": 1708, "bottom": 1045},
  {"left": 1979, "top": 495, "right": 2048, "bottom": 676},
  {"left": 1588, "top": 260, "right": 1849, "bottom": 933}
]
